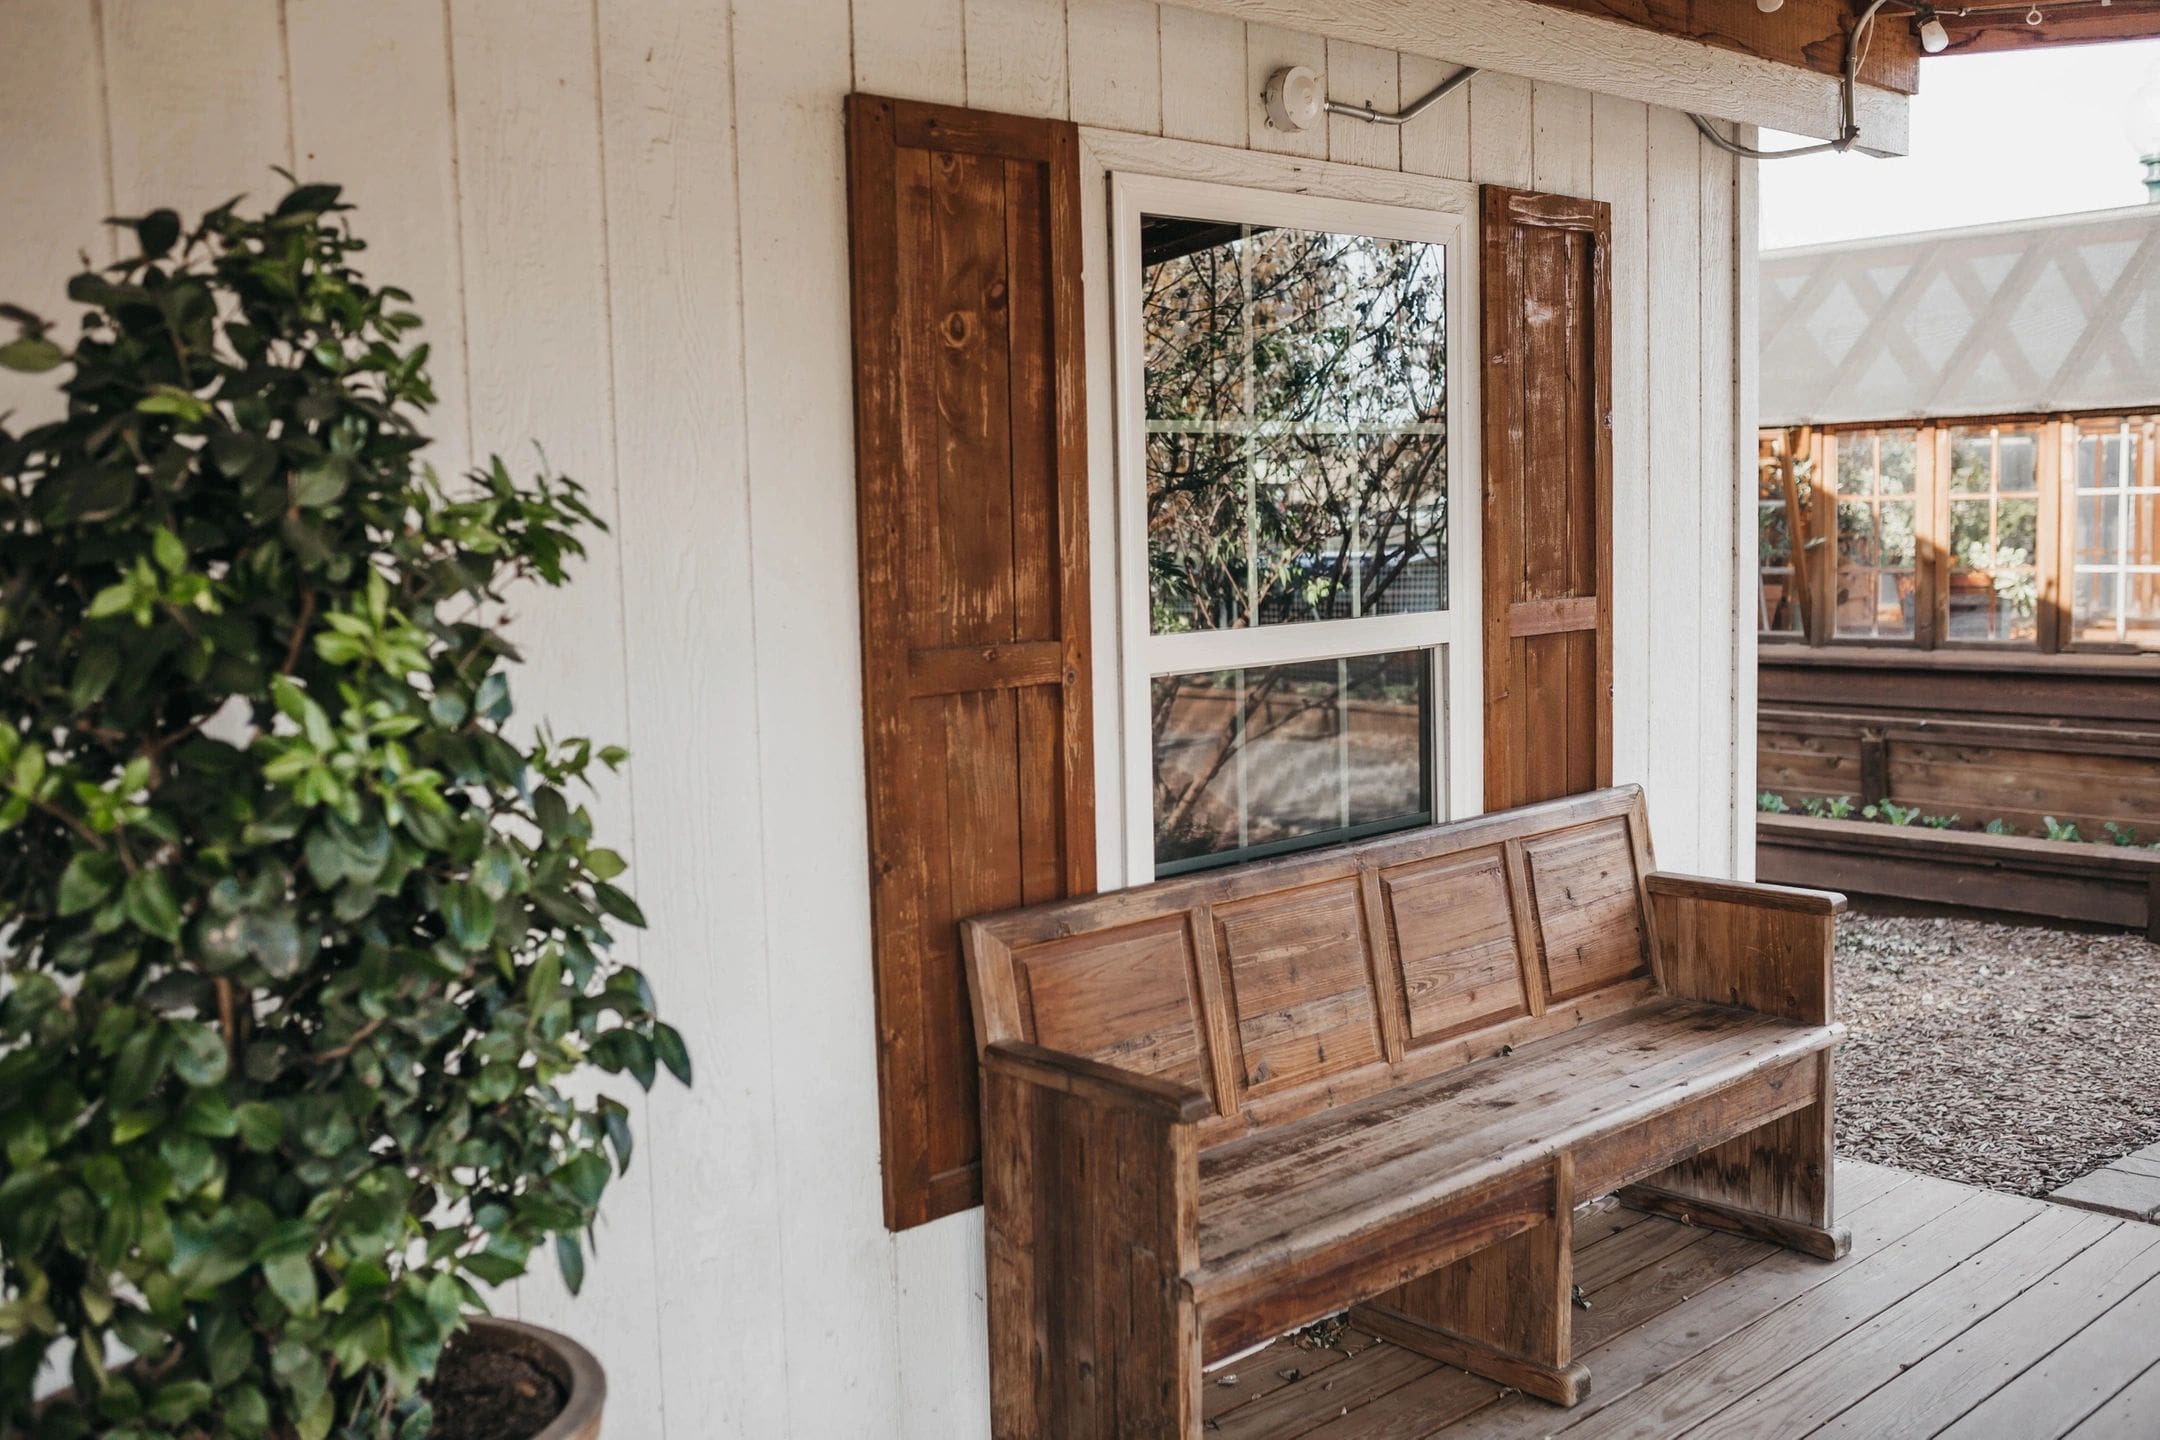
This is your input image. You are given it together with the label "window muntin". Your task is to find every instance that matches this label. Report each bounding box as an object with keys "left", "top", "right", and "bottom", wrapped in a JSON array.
[
  {"left": 1832, "top": 429, "right": 1919, "bottom": 640},
  {"left": 2073, "top": 416, "right": 2160, "bottom": 647},
  {"left": 1944, "top": 424, "right": 2041, "bottom": 644},
  {"left": 1142, "top": 220, "right": 1449, "bottom": 634},
  {"left": 1150, "top": 650, "right": 1431, "bottom": 875},
  {"left": 1116, "top": 177, "right": 1477, "bottom": 883}
]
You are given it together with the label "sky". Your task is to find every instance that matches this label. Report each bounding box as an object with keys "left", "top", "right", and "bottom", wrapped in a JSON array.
[{"left": 1759, "top": 36, "right": 2160, "bottom": 250}]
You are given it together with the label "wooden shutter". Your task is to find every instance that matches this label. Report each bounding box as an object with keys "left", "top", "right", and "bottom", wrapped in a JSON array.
[
  {"left": 846, "top": 94, "right": 1095, "bottom": 1231},
  {"left": 1481, "top": 186, "right": 1615, "bottom": 811}
]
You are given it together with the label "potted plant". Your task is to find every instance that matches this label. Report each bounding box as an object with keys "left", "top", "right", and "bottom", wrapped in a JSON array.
[{"left": 0, "top": 184, "right": 687, "bottom": 1439}]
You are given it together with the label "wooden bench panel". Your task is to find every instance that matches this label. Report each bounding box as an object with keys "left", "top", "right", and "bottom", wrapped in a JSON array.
[
  {"left": 964, "top": 787, "right": 1662, "bottom": 1139},
  {"left": 1378, "top": 848, "right": 1535, "bottom": 1044},
  {"left": 1523, "top": 817, "right": 1652, "bottom": 1000},
  {"left": 1212, "top": 878, "right": 1385, "bottom": 1097},
  {"left": 1015, "top": 915, "right": 1214, "bottom": 1096}
]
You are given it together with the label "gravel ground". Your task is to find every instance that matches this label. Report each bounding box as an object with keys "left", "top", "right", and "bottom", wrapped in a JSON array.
[{"left": 1836, "top": 913, "right": 2160, "bottom": 1197}]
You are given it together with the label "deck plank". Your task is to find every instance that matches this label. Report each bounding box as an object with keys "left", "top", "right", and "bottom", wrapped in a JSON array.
[
  {"left": 1831, "top": 1226, "right": 2160, "bottom": 1440},
  {"left": 1442, "top": 1172, "right": 1981, "bottom": 1439},
  {"left": 1209, "top": 1163, "right": 2160, "bottom": 1440},
  {"left": 1683, "top": 1202, "right": 2137, "bottom": 1439},
  {"left": 2062, "top": 1358, "right": 2160, "bottom": 1440},
  {"left": 1211, "top": 1343, "right": 1438, "bottom": 1440},
  {"left": 1294, "top": 1365, "right": 1501, "bottom": 1440},
  {"left": 1205, "top": 1329, "right": 1383, "bottom": 1423},
  {"left": 1551, "top": 1188, "right": 2054, "bottom": 1438}
]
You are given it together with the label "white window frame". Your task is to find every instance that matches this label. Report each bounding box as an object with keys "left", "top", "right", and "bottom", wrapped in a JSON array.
[{"left": 1094, "top": 154, "right": 1482, "bottom": 887}]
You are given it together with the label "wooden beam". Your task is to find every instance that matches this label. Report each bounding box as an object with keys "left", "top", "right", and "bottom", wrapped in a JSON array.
[
  {"left": 1157, "top": 0, "right": 1913, "bottom": 152},
  {"left": 1520, "top": 0, "right": 1918, "bottom": 93},
  {"left": 1938, "top": 0, "right": 2160, "bottom": 55}
]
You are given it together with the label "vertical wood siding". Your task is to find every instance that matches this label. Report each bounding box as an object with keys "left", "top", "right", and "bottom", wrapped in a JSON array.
[{"left": 0, "top": 2, "right": 1751, "bottom": 1432}]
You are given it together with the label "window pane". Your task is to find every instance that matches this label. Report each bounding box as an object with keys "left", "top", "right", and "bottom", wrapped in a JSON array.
[
  {"left": 1247, "top": 432, "right": 1448, "bottom": 624},
  {"left": 1998, "top": 497, "right": 2038, "bottom": 555},
  {"left": 1142, "top": 215, "right": 1449, "bottom": 634},
  {"left": 1949, "top": 497, "right": 1991, "bottom": 554},
  {"left": 2074, "top": 571, "right": 2119, "bottom": 637},
  {"left": 1949, "top": 430, "right": 1992, "bottom": 494},
  {"left": 1838, "top": 500, "right": 1879, "bottom": 566},
  {"left": 1836, "top": 567, "right": 1915, "bottom": 638},
  {"left": 1999, "top": 432, "right": 2037, "bottom": 492},
  {"left": 2132, "top": 571, "right": 2160, "bottom": 642},
  {"left": 1878, "top": 432, "right": 1918, "bottom": 494},
  {"left": 1877, "top": 498, "right": 1917, "bottom": 567},
  {"left": 2077, "top": 492, "right": 2123, "bottom": 567},
  {"left": 1150, "top": 650, "right": 1432, "bottom": 873}
]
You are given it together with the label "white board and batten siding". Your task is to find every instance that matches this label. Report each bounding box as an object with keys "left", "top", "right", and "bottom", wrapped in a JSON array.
[{"left": 0, "top": 1, "right": 1756, "bottom": 1434}]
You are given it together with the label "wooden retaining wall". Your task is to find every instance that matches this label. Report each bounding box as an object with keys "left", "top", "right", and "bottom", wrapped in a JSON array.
[
  {"left": 1759, "top": 708, "right": 2160, "bottom": 840},
  {"left": 1758, "top": 814, "right": 2160, "bottom": 939}
]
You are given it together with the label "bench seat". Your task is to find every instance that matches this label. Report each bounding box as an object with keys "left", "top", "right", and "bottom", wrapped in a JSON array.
[
  {"left": 1192, "top": 998, "right": 1839, "bottom": 1356},
  {"left": 962, "top": 786, "right": 1850, "bottom": 1437}
]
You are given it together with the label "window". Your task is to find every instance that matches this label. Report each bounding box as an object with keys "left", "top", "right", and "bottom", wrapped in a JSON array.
[
  {"left": 1761, "top": 413, "right": 2160, "bottom": 655},
  {"left": 1943, "top": 424, "right": 2041, "bottom": 644},
  {"left": 2072, "top": 416, "right": 2160, "bottom": 647},
  {"left": 1758, "top": 431, "right": 1806, "bottom": 637},
  {"left": 1831, "top": 428, "right": 1920, "bottom": 640},
  {"left": 1115, "top": 177, "right": 1476, "bottom": 880}
]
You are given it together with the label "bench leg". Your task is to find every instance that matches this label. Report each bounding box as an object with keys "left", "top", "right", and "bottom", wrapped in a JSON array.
[
  {"left": 1350, "top": 1155, "right": 1590, "bottom": 1407},
  {"left": 982, "top": 1067, "right": 1203, "bottom": 1439},
  {"left": 1618, "top": 1051, "right": 1851, "bottom": 1261}
]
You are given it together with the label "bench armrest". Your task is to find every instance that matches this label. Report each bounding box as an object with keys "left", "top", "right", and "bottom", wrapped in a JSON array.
[
  {"left": 984, "top": 1041, "right": 1215, "bottom": 1124},
  {"left": 1644, "top": 871, "right": 1843, "bottom": 1025},
  {"left": 1645, "top": 873, "right": 1847, "bottom": 916}
]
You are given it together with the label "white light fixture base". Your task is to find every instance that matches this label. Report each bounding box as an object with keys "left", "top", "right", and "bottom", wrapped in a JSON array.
[{"left": 1263, "top": 65, "right": 1323, "bottom": 133}]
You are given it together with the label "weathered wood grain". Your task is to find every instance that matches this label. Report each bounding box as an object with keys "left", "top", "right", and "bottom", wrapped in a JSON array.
[
  {"left": 1481, "top": 185, "right": 1615, "bottom": 812},
  {"left": 967, "top": 785, "right": 1847, "bottom": 1428},
  {"left": 849, "top": 94, "right": 1096, "bottom": 1229}
]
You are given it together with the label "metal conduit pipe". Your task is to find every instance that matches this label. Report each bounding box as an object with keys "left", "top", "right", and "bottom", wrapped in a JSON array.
[{"left": 1323, "top": 64, "right": 1480, "bottom": 127}]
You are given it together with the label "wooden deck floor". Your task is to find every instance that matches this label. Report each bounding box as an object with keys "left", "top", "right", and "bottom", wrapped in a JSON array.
[{"left": 1205, "top": 1160, "right": 2160, "bottom": 1439}]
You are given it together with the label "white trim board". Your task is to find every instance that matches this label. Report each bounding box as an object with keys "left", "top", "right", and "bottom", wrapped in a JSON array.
[{"left": 1155, "top": 0, "right": 1912, "bottom": 155}]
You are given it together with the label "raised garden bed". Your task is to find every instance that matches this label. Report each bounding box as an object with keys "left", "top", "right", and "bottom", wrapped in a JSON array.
[{"left": 1759, "top": 812, "right": 2160, "bottom": 939}]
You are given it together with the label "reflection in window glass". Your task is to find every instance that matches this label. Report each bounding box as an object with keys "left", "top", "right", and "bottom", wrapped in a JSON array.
[
  {"left": 1943, "top": 425, "right": 2040, "bottom": 644},
  {"left": 2072, "top": 416, "right": 2160, "bottom": 647},
  {"left": 1150, "top": 650, "right": 1431, "bottom": 874},
  {"left": 1142, "top": 218, "right": 1448, "bottom": 634},
  {"left": 1832, "top": 429, "right": 1919, "bottom": 639}
]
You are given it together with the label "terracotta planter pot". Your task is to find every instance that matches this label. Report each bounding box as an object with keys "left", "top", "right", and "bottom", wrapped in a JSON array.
[
  {"left": 456, "top": 1317, "right": 607, "bottom": 1440},
  {"left": 34, "top": 1316, "right": 604, "bottom": 1440}
]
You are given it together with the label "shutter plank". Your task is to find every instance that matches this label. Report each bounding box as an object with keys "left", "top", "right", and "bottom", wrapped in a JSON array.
[
  {"left": 1483, "top": 186, "right": 1616, "bottom": 811},
  {"left": 848, "top": 94, "right": 1094, "bottom": 1229}
]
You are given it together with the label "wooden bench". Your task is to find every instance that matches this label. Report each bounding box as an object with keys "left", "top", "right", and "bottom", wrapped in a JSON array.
[{"left": 960, "top": 785, "right": 1847, "bottom": 1437}]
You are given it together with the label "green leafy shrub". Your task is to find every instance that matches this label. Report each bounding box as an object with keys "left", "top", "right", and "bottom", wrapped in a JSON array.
[
  {"left": 1918, "top": 813, "right": 1959, "bottom": 830},
  {"left": 2043, "top": 816, "right": 2084, "bottom": 844},
  {"left": 0, "top": 187, "right": 686, "bottom": 1439},
  {"left": 1863, "top": 801, "right": 1920, "bottom": 827},
  {"left": 1983, "top": 818, "right": 2015, "bottom": 836},
  {"left": 1756, "top": 791, "right": 1790, "bottom": 814},
  {"left": 2104, "top": 822, "right": 2141, "bottom": 848}
]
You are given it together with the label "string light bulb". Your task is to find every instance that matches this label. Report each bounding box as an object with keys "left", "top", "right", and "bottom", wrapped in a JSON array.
[
  {"left": 1914, "top": 3, "right": 1950, "bottom": 51},
  {"left": 1756, "top": 0, "right": 1785, "bottom": 12}
]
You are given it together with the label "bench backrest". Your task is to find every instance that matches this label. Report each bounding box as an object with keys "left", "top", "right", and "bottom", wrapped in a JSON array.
[{"left": 962, "top": 785, "right": 1662, "bottom": 1145}]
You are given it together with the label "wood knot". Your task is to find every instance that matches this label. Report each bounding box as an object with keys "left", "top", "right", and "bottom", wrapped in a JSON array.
[{"left": 942, "top": 310, "right": 973, "bottom": 347}]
